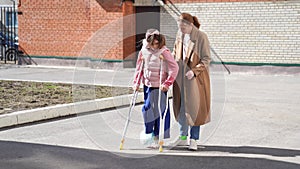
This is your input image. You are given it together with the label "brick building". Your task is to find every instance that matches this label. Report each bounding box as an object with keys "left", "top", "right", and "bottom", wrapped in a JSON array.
[{"left": 16, "top": 0, "right": 300, "bottom": 67}]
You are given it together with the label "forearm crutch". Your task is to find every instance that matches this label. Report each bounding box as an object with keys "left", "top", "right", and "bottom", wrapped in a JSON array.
[
  {"left": 119, "top": 59, "right": 144, "bottom": 150},
  {"left": 158, "top": 55, "right": 169, "bottom": 152}
]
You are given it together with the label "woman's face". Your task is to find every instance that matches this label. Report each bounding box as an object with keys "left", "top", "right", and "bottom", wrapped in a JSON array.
[{"left": 177, "top": 17, "right": 193, "bottom": 34}]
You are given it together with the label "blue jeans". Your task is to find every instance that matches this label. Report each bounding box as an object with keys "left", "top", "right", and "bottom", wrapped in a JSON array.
[
  {"left": 142, "top": 86, "right": 170, "bottom": 138},
  {"left": 178, "top": 110, "right": 200, "bottom": 140},
  {"left": 178, "top": 86, "right": 200, "bottom": 140}
]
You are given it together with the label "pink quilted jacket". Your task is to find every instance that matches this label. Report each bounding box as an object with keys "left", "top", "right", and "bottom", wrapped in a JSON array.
[{"left": 134, "top": 41, "right": 179, "bottom": 90}]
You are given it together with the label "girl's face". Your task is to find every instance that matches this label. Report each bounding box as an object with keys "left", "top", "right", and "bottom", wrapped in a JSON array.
[{"left": 150, "top": 39, "right": 160, "bottom": 50}]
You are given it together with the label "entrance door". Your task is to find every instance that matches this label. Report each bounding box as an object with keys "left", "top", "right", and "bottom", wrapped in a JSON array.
[{"left": 135, "top": 6, "right": 160, "bottom": 64}]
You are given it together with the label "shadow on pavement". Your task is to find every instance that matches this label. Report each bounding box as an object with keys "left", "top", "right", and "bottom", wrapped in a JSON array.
[
  {"left": 170, "top": 145, "right": 300, "bottom": 157},
  {"left": 0, "top": 141, "right": 299, "bottom": 169}
]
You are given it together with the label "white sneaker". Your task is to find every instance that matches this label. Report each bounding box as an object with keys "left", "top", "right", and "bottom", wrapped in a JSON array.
[
  {"left": 188, "top": 139, "right": 197, "bottom": 151},
  {"left": 140, "top": 132, "right": 154, "bottom": 145},
  {"left": 171, "top": 137, "right": 188, "bottom": 147},
  {"left": 147, "top": 136, "right": 159, "bottom": 149}
]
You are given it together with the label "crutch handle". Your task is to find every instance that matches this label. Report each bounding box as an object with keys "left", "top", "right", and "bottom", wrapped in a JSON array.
[{"left": 159, "top": 54, "right": 164, "bottom": 60}]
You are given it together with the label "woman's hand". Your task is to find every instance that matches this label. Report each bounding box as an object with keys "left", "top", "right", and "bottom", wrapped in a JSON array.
[{"left": 185, "top": 70, "right": 194, "bottom": 80}]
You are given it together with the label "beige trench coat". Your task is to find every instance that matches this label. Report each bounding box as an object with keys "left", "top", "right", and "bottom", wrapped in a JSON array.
[{"left": 172, "top": 27, "right": 211, "bottom": 126}]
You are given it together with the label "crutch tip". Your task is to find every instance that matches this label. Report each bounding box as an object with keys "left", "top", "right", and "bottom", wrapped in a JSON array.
[
  {"left": 119, "top": 143, "right": 124, "bottom": 150},
  {"left": 159, "top": 146, "right": 163, "bottom": 152}
]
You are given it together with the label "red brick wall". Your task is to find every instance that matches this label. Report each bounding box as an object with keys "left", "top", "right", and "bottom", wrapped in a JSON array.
[
  {"left": 89, "top": 0, "right": 123, "bottom": 60},
  {"left": 170, "top": 0, "right": 277, "bottom": 2},
  {"left": 18, "top": 0, "right": 123, "bottom": 60},
  {"left": 18, "top": 0, "right": 280, "bottom": 61}
]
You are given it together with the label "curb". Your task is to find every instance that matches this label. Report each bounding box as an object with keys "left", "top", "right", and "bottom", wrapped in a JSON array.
[{"left": 0, "top": 93, "right": 144, "bottom": 129}]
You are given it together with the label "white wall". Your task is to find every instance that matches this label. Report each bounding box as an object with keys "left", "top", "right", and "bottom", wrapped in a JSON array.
[
  {"left": 0, "top": 0, "right": 15, "bottom": 6},
  {"left": 162, "top": 1, "right": 300, "bottom": 65}
]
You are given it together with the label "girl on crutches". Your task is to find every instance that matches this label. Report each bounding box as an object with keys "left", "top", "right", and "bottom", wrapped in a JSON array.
[{"left": 133, "top": 29, "right": 179, "bottom": 150}]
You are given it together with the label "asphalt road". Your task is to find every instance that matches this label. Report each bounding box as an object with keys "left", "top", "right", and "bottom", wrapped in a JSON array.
[{"left": 0, "top": 140, "right": 299, "bottom": 169}]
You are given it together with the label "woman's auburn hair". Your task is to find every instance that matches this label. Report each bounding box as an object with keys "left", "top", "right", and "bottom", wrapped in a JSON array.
[{"left": 180, "top": 12, "right": 201, "bottom": 29}]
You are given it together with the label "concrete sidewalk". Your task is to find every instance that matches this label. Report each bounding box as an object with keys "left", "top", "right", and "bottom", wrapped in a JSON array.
[
  {"left": 0, "top": 64, "right": 144, "bottom": 128},
  {"left": 0, "top": 64, "right": 136, "bottom": 87},
  {"left": 0, "top": 64, "right": 299, "bottom": 168}
]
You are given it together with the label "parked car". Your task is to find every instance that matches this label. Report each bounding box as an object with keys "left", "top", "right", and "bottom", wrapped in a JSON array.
[{"left": 0, "top": 31, "right": 19, "bottom": 61}]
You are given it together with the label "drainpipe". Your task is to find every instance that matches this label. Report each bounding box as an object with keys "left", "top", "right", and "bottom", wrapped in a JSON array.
[{"left": 122, "top": 0, "right": 136, "bottom": 67}]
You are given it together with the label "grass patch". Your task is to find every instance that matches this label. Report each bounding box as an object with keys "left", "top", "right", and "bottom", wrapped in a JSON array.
[{"left": 0, "top": 80, "right": 135, "bottom": 114}]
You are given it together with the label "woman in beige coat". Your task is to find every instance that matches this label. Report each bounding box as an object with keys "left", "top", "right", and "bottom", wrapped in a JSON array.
[{"left": 172, "top": 13, "right": 211, "bottom": 150}]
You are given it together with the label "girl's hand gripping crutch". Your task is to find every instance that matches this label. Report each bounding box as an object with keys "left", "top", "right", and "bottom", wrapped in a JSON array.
[
  {"left": 158, "top": 55, "right": 169, "bottom": 152},
  {"left": 119, "top": 59, "right": 144, "bottom": 150}
]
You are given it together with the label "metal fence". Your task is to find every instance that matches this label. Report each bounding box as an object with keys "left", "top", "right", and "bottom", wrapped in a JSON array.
[{"left": 0, "top": 5, "right": 18, "bottom": 64}]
